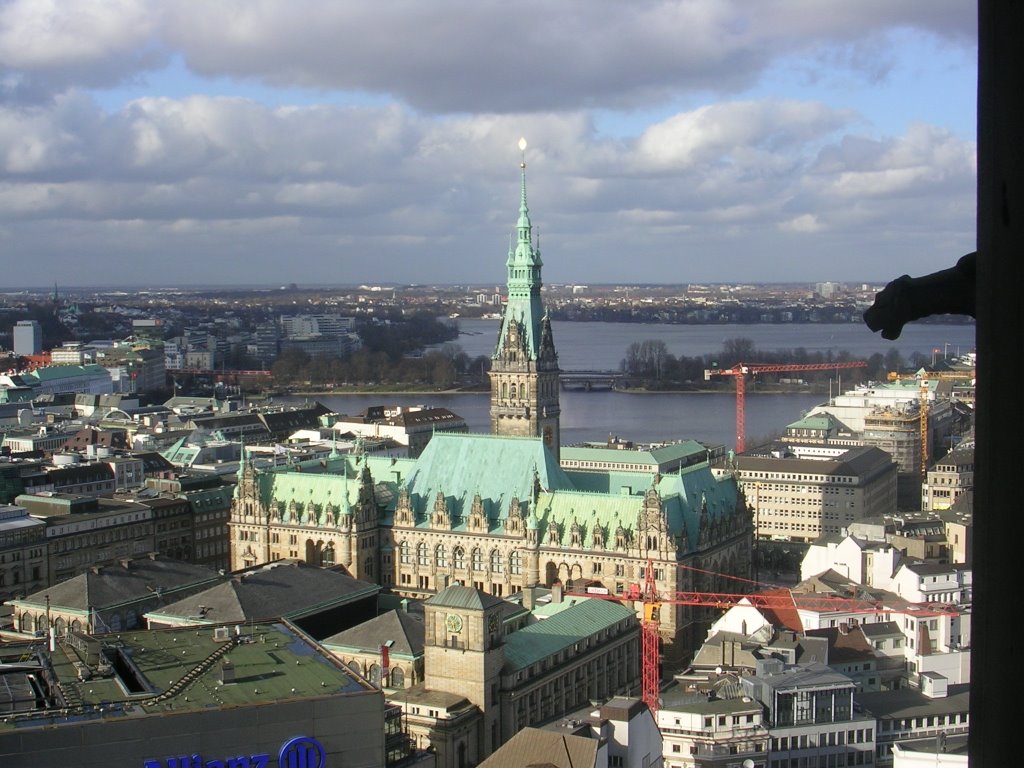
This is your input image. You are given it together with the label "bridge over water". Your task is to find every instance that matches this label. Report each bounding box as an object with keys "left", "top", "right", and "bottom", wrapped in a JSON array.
[{"left": 559, "top": 370, "right": 625, "bottom": 391}]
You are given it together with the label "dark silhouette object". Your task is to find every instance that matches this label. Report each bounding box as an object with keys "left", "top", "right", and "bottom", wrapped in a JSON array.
[{"left": 863, "top": 252, "right": 977, "bottom": 340}]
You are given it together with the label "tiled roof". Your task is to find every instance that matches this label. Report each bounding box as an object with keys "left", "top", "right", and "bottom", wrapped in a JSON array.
[{"left": 752, "top": 589, "right": 803, "bottom": 633}]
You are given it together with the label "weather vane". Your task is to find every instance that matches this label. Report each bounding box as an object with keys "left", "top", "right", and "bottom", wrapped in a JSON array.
[{"left": 519, "top": 137, "right": 527, "bottom": 169}]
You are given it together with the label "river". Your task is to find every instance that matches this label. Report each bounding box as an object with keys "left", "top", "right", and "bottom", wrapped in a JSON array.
[{"left": 281, "top": 320, "right": 974, "bottom": 449}]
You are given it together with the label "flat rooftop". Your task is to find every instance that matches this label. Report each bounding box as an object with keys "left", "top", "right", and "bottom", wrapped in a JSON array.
[{"left": 0, "top": 621, "right": 375, "bottom": 732}]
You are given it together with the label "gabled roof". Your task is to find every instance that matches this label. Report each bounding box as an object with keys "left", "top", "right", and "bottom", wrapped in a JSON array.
[
  {"left": 15, "top": 556, "right": 222, "bottom": 611},
  {"left": 479, "top": 727, "right": 600, "bottom": 768},
  {"left": 805, "top": 625, "right": 877, "bottom": 664},
  {"left": 145, "top": 560, "right": 378, "bottom": 623},
  {"left": 751, "top": 588, "right": 803, "bottom": 633},
  {"left": 860, "top": 620, "right": 902, "bottom": 639},
  {"left": 899, "top": 561, "right": 965, "bottom": 577},
  {"left": 691, "top": 630, "right": 763, "bottom": 669},
  {"left": 322, "top": 609, "right": 424, "bottom": 658},
  {"left": 427, "top": 584, "right": 506, "bottom": 612}
]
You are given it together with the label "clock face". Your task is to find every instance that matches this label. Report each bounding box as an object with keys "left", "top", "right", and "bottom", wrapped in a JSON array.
[{"left": 445, "top": 613, "right": 464, "bottom": 633}]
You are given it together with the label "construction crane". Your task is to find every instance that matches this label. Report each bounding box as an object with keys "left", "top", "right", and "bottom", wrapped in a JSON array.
[
  {"left": 568, "top": 560, "right": 957, "bottom": 714},
  {"left": 919, "top": 380, "right": 930, "bottom": 477},
  {"left": 885, "top": 371, "right": 972, "bottom": 476},
  {"left": 704, "top": 361, "right": 868, "bottom": 453},
  {"left": 887, "top": 370, "right": 974, "bottom": 382}
]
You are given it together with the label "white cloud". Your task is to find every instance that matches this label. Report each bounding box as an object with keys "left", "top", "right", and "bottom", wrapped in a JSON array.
[
  {"left": 2, "top": 1, "right": 975, "bottom": 112},
  {"left": 780, "top": 213, "right": 823, "bottom": 233},
  {"left": 0, "top": 92, "right": 975, "bottom": 285}
]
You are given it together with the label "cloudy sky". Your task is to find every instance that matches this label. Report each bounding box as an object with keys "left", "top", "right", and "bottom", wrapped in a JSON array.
[{"left": 0, "top": 1, "right": 977, "bottom": 288}]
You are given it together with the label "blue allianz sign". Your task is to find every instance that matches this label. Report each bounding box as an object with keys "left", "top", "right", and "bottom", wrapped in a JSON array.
[{"left": 144, "top": 735, "right": 326, "bottom": 768}]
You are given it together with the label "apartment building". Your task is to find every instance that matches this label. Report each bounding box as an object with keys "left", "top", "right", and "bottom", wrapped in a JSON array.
[{"left": 716, "top": 447, "right": 896, "bottom": 544}]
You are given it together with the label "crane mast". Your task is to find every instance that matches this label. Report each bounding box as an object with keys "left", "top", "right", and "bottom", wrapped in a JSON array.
[{"left": 705, "top": 361, "right": 868, "bottom": 453}]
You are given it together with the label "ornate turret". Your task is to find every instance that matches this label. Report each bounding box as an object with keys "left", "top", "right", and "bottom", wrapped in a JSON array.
[{"left": 489, "top": 138, "right": 561, "bottom": 457}]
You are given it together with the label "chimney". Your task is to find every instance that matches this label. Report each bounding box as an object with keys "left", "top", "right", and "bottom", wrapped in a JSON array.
[
  {"left": 221, "top": 658, "right": 235, "bottom": 684},
  {"left": 523, "top": 586, "right": 536, "bottom": 611},
  {"left": 551, "top": 583, "right": 563, "bottom": 604}
]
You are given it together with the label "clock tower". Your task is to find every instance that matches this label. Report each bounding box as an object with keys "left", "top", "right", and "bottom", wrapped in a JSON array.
[
  {"left": 423, "top": 585, "right": 507, "bottom": 759},
  {"left": 489, "top": 138, "right": 561, "bottom": 459}
]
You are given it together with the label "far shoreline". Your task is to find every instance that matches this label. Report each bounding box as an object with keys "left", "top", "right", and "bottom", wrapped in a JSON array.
[{"left": 279, "top": 386, "right": 829, "bottom": 398}]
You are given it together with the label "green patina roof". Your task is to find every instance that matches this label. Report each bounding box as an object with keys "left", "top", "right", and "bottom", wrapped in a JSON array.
[
  {"left": 260, "top": 462, "right": 358, "bottom": 514},
  {"left": 28, "top": 364, "right": 109, "bottom": 382},
  {"left": 243, "top": 433, "right": 741, "bottom": 544},
  {"left": 657, "top": 463, "right": 741, "bottom": 547},
  {"left": 786, "top": 413, "right": 841, "bottom": 431},
  {"left": 503, "top": 598, "right": 635, "bottom": 671},
  {"left": 533, "top": 489, "right": 641, "bottom": 547},
  {"left": 427, "top": 584, "right": 507, "bottom": 611},
  {"left": 401, "top": 433, "right": 573, "bottom": 522}
]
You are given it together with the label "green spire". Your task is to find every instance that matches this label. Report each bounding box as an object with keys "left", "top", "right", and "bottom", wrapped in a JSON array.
[{"left": 494, "top": 137, "right": 547, "bottom": 361}]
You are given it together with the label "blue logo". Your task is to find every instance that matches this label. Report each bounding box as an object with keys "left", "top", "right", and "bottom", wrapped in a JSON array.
[
  {"left": 143, "top": 736, "right": 326, "bottom": 768},
  {"left": 279, "top": 736, "right": 326, "bottom": 768}
]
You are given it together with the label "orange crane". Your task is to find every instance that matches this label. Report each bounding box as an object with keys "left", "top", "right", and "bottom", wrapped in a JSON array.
[
  {"left": 887, "top": 370, "right": 976, "bottom": 476},
  {"left": 704, "top": 361, "right": 868, "bottom": 453},
  {"left": 919, "top": 379, "right": 930, "bottom": 477},
  {"left": 568, "top": 560, "right": 956, "bottom": 714}
]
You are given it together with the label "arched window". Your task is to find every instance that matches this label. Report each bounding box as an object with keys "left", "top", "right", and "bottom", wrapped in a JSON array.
[
  {"left": 400, "top": 541, "right": 411, "bottom": 564},
  {"left": 436, "top": 544, "right": 448, "bottom": 568},
  {"left": 369, "top": 664, "right": 382, "bottom": 687},
  {"left": 510, "top": 384, "right": 517, "bottom": 399},
  {"left": 321, "top": 544, "right": 335, "bottom": 566},
  {"left": 453, "top": 547, "right": 465, "bottom": 570},
  {"left": 347, "top": 660, "right": 362, "bottom": 677},
  {"left": 490, "top": 549, "right": 504, "bottom": 574},
  {"left": 417, "top": 542, "right": 429, "bottom": 566},
  {"left": 510, "top": 550, "right": 523, "bottom": 575},
  {"left": 471, "top": 548, "right": 483, "bottom": 572},
  {"left": 391, "top": 667, "right": 405, "bottom": 689},
  {"left": 502, "top": 382, "right": 508, "bottom": 399}
]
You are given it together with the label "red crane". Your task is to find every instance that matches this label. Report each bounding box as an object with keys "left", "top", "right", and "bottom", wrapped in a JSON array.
[
  {"left": 704, "top": 361, "right": 868, "bottom": 453},
  {"left": 569, "top": 560, "right": 957, "bottom": 714}
]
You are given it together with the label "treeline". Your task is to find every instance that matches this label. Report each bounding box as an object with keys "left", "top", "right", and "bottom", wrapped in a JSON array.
[
  {"left": 357, "top": 312, "right": 461, "bottom": 358},
  {"left": 620, "top": 338, "right": 930, "bottom": 389},
  {"left": 270, "top": 314, "right": 489, "bottom": 389}
]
